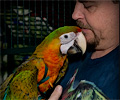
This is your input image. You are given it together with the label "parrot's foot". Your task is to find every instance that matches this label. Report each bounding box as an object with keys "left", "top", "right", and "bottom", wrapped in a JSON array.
[{"left": 38, "top": 94, "right": 46, "bottom": 100}]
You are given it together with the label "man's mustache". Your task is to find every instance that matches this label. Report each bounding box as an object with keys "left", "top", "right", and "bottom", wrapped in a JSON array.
[{"left": 76, "top": 20, "right": 92, "bottom": 30}]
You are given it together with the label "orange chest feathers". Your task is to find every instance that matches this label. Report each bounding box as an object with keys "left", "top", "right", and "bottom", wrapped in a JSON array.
[{"left": 37, "top": 39, "right": 67, "bottom": 92}]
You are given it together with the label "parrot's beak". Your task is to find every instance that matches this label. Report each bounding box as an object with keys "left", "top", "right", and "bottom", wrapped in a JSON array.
[{"left": 67, "top": 32, "right": 86, "bottom": 55}]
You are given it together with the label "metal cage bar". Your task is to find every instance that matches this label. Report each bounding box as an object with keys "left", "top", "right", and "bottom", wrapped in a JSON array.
[
  {"left": 17, "top": 0, "right": 19, "bottom": 48},
  {"left": 22, "top": 0, "right": 25, "bottom": 47},
  {"left": 28, "top": 0, "right": 31, "bottom": 46},
  {"left": 40, "top": 1, "right": 43, "bottom": 42},
  {"left": 57, "top": 0, "right": 59, "bottom": 27}
]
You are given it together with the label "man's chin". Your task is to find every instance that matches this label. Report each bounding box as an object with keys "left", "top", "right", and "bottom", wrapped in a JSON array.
[{"left": 86, "top": 36, "right": 99, "bottom": 52}]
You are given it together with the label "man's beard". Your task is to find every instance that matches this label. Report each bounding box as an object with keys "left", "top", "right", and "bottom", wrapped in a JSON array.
[
  {"left": 82, "top": 31, "right": 100, "bottom": 52},
  {"left": 87, "top": 37, "right": 99, "bottom": 52},
  {"left": 76, "top": 20, "right": 100, "bottom": 52}
]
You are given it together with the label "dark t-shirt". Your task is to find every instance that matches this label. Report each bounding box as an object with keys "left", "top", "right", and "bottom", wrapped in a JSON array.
[{"left": 60, "top": 46, "right": 119, "bottom": 99}]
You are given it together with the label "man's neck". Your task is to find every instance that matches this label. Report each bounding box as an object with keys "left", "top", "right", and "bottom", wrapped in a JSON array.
[{"left": 91, "top": 45, "right": 118, "bottom": 59}]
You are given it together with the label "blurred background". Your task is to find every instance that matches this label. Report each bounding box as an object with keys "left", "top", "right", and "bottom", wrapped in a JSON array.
[{"left": 0, "top": 0, "right": 76, "bottom": 84}]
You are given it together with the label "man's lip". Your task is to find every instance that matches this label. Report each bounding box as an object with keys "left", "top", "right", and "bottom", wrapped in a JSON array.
[{"left": 81, "top": 28, "right": 91, "bottom": 33}]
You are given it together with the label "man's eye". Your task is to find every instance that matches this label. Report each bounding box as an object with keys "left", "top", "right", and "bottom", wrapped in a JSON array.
[
  {"left": 84, "top": 5, "right": 92, "bottom": 9},
  {"left": 84, "top": 5, "right": 96, "bottom": 12}
]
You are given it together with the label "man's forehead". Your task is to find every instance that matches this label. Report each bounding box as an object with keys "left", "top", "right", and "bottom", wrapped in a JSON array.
[
  {"left": 78, "top": 0, "right": 95, "bottom": 3},
  {"left": 77, "top": 0, "right": 98, "bottom": 4}
]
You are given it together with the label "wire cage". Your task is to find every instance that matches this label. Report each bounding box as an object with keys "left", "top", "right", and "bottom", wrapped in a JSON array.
[{"left": 0, "top": 0, "right": 76, "bottom": 84}]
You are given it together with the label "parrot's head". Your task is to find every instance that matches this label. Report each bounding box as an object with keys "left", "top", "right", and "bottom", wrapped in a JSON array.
[{"left": 57, "top": 26, "right": 86, "bottom": 56}]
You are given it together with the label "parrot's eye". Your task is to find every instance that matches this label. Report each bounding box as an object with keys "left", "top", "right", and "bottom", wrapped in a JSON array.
[
  {"left": 64, "top": 35, "right": 68, "bottom": 39},
  {"left": 59, "top": 32, "right": 76, "bottom": 44}
]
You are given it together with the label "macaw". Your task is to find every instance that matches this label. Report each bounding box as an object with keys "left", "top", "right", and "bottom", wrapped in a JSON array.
[
  {"left": 61, "top": 69, "right": 110, "bottom": 100},
  {"left": 0, "top": 26, "right": 86, "bottom": 100}
]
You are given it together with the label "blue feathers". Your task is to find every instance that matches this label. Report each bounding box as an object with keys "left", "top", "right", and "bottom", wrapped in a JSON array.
[
  {"left": 3, "top": 86, "right": 10, "bottom": 100},
  {"left": 37, "top": 64, "right": 50, "bottom": 87}
]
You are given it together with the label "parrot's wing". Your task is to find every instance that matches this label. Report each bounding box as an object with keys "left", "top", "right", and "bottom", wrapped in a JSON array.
[
  {"left": 54, "top": 59, "right": 68, "bottom": 84},
  {"left": 2, "top": 58, "right": 39, "bottom": 100}
]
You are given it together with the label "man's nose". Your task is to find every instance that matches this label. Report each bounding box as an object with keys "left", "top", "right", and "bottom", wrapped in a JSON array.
[{"left": 72, "top": 2, "right": 84, "bottom": 20}]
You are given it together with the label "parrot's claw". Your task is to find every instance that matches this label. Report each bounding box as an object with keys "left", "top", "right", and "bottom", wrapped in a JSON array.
[{"left": 48, "top": 80, "right": 53, "bottom": 88}]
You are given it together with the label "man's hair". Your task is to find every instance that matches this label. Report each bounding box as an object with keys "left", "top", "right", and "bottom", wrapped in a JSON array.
[
  {"left": 77, "top": 0, "right": 119, "bottom": 4},
  {"left": 112, "top": 0, "right": 119, "bottom": 4}
]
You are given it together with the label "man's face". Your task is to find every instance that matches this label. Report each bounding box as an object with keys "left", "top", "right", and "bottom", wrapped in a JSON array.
[{"left": 72, "top": 0, "right": 119, "bottom": 50}]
